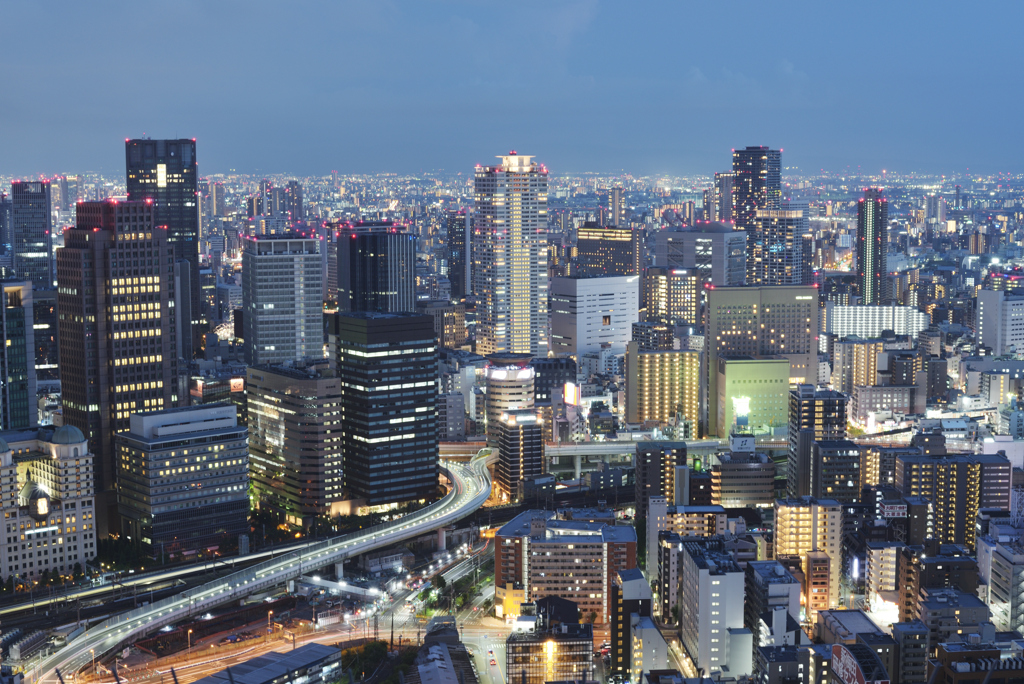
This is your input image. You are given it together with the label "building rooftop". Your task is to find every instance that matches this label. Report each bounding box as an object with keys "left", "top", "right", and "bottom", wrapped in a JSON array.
[
  {"left": 191, "top": 643, "right": 340, "bottom": 684},
  {"left": 497, "top": 510, "right": 637, "bottom": 544},
  {"left": 748, "top": 560, "right": 798, "bottom": 585}
]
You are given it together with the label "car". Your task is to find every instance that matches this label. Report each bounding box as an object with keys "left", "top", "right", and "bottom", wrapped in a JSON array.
[
  {"left": 488, "top": 649, "right": 493, "bottom": 655},
  {"left": 490, "top": 659, "right": 497, "bottom": 666}
]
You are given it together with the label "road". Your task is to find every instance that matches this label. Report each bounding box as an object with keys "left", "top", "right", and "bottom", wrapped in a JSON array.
[{"left": 30, "top": 454, "right": 493, "bottom": 684}]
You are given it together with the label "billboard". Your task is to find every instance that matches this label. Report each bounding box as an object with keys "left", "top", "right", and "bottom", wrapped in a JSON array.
[
  {"left": 879, "top": 503, "right": 907, "bottom": 519},
  {"left": 831, "top": 644, "right": 890, "bottom": 684}
]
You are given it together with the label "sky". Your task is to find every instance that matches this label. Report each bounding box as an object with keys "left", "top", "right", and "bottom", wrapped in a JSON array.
[{"left": 1, "top": 1, "right": 1022, "bottom": 179}]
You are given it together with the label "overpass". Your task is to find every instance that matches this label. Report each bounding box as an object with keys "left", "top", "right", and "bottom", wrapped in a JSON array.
[{"left": 30, "top": 455, "right": 493, "bottom": 683}]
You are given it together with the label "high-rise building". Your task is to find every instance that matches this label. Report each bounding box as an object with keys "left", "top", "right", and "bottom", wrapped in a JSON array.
[
  {"left": 494, "top": 510, "right": 637, "bottom": 628},
  {"left": 895, "top": 452, "right": 1010, "bottom": 549},
  {"left": 631, "top": 321, "right": 675, "bottom": 352},
  {"left": 624, "top": 342, "right": 700, "bottom": 428},
  {"left": 787, "top": 385, "right": 847, "bottom": 498},
  {"left": 744, "top": 561, "right": 801, "bottom": 641},
  {"left": 494, "top": 409, "right": 544, "bottom": 502},
  {"left": 710, "top": 452, "right": 775, "bottom": 508},
  {"left": 506, "top": 621, "right": 595, "bottom": 684},
  {"left": 445, "top": 209, "right": 469, "bottom": 300},
  {"left": 732, "top": 146, "right": 781, "bottom": 283},
  {"left": 125, "top": 139, "right": 200, "bottom": 350},
  {"left": 774, "top": 497, "right": 843, "bottom": 616},
  {"left": 11, "top": 180, "right": 53, "bottom": 289},
  {"left": 285, "top": 180, "right": 304, "bottom": 222},
  {"left": 608, "top": 186, "right": 626, "bottom": 227},
  {"left": 473, "top": 153, "right": 548, "bottom": 356},
  {"left": 634, "top": 442, "right": 688, "bottom": 517},
  {"left": 715, "top": 356, "right": 791, "bottom": 437},
  {"left": 550, "top": 275, "right": 640, "bottom": 357},
  {"left": 678, "top": 539, "right": 753, "bottom": 679},
  {"left": 331, "top": 312, "right": 438, "bottom": 506},
  {"left": 644, "top": 268, "right": 699, "bottom": 326},
  {"left": 0, "top": 426, "right": 97, "bottom": 580},
  {"left": 0, "top": 191, "right": 12, "bottom": 248},
  {"left": 247, "top": 364, "right": 343, "bottom": 527},
  {"left": 0, "top": 282, "right": 36, "bottom": 430},
  {"left": 751, "top": 206, "right": 813, "bottom": 286},
  {"left": 115, "top": 404, "right": 249, "bottom": 560},
  {"left": 575, "top": 223, "right": 639, "bottom": 277},
  {"left": 485, "top": 359, "right": 535, "bottom": 442},
  {"left": 653, "top": 223, "right": 747, "bottom": 287},
  {"left": 241, "top": 234, "right": 323, "bottom": 366},
  {"left": 209, "top": 181, "right": 226, "bottom": 217},
  {"left": 705, "top": 285, "right": 818, "bottom": 435},
  {"left": 57, "top": 200, "right": 180, "bottom": 534},
  {"left": 830, "top": 337, "right": 886, "bottom": 394},
  {"left": 857, "top": 188, "right": 889, "bottom": 305},
  {"left": 714, "top": 171, "right": 735, "bottom": 223},
  {"left": 337, "top": 222, "right": 416, "bottom": 313},
  {"left": 976, "top": 289, "right": 1024, "bottom": 356},
  {"left": 610, "top": 568, "right": 654, "bottom": 680},
  {"left": 416, "top": 299, "right": 467, "bottom": 349},
  {"left": 32, "top": 288, "right": 59, "bottom": 383},
  {"left": 811, "top": 440, "right": 861, "bottom": 503}
]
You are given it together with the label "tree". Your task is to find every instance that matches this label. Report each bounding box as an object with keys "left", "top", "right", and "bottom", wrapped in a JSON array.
[
  {"left": 434, "top": 575, "right": 447, "bottom": 591},
  {"left": 586, "top": 611, "right": 598, "bottom": 625}
]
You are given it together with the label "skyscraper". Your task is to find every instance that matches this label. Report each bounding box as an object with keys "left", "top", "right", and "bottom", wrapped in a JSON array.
[
  {"left": 445, "top": 209, "right": 469, "bottom": 300},
  {"left": 494, "top": 409, "right": 544, "bottom": 502},
  {"left": 11, "top": 180, "right": 53, "bottom": 289},
  {"left": 752, "top": 205, "right": 813, "bottom": 286},
  {"left": 732, "top": 146, "right": 781, "bottom": 283},
  {"left": 608, "top": 186, "right": 626, "bottom": 227},
  {"left": 241, "top": 234, "right": 323, "bottom": 366},
  {"left": 857, "top": 188, "right": 889, "bottom": 305},
  {"left": 125, "top": 139, "right": 200, "bottom": 349},
  {"left": 654, "top": 223, "right": 747, "bottom": 287},
  {"left": 0, "top": 281, "right": 36, "bottom": 430},
  {"left": 285, "top": 180, "right": 304, "bottom": 222},
  {"left": 331, "top": 312, "right": 438, "bottom": 505},
  {"left": 714, "top": 171, "right": 735, "bottom": 223},
  {"left": 787, "top": 385, "right": 847, "bottom": 498},
  {"left": 57, "top": 200, "right": 180, "bottom": 534},
  {"left": 575, "top": 223, "right": 639, "bottom": 277},
  {"left": 473, "top": 152, "right": 548, "bottom": 356},
  {"left": 0, "top": 191, "right": 11, "bottom": 248},
  {"left": 337, "top": 222, "right": 416, "bottom": 313}
]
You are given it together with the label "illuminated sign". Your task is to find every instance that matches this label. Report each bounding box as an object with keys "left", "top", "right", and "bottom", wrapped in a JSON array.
[
  {"left": 564, "top": 382, "right": 580, "bottom": 406},
  {"left": 831, "top": 644, "right": 889, "bottom": 684},
  {"left": 732, "top": 396, "right": 751, "bottom": 417},
  {"left": 879, "top": 504, "right": 907, "bottom": 518},
  {"left": 230, "top": 377, "right": 245, "bottom": 392}
]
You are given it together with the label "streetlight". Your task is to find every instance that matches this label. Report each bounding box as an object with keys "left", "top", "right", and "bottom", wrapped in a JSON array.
[
  {"left": 188, "top": 629, "right": 193, "bottom": 660},
  {"left": 91, "top": 649, "right": 95, "bottom": 675},
  {"left": 268, "top": 610, "right": 274, "bottom": 642}
]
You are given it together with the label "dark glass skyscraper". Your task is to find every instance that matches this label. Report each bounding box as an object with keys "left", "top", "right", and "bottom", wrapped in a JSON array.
[
  {"left": 0, "top": 192, "right": 12, "bottom": 248},
  {"left": 11, "top": 180, "right": 53, "bottom": 289},
  {"left": 337, "top": 222, "right": 416, "bottom": 313},
  {"left": 57, "top": 200, "right": 180, "bottom": 534},
  {"left": 0, "top": 281, "right": 36, "bottom": 430},
  {"left": 732, "top": 146, "right": 781, "bottom": 284},
  {"left": 330, "top": 312, "right": 438, "bottom": 505},
  {"left": 125, "top": 139, "right": 201, "bottom": 349},
  {"left": 857, "top": 187, "right": 889, "bottom": 305},
  {"left": 445, "top": 209, "right": 468, "bottom": 300}
]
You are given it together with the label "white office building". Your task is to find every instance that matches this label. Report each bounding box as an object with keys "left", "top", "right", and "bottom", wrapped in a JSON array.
[
  {"left": 654, "top": 223, "right": 747, "bottom": 287},
  {"left": 977, "top": 289, "right": 1024, "bottom": 356},
  {"left": 550, "top": 275, "right": 640, "bottom": 358},
  {"left": 242, "top": 235, "right": 323, "bottom": 366}
]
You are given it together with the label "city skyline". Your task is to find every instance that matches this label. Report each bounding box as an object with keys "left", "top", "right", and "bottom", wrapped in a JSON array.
[{"left": 1, "top": 2, "right": 1022, "bottom": 177}]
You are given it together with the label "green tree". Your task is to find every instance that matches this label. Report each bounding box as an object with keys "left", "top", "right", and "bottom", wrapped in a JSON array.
[{"left": 434, "top": 575, "right": 447, "bottom": 591}]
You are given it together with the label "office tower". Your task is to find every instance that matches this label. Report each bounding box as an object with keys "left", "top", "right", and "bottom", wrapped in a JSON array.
[
  {"left": 445, "top": 209, "right": 469, "bottom": 299},
  {"left": 624, "top": 342, "right": 700, "bottom": 428},
  {"left": 209, "top": 181, "right": 226, "bottom": 217},
  {"left": 0, "top": 192, "right": 11, "bottom": 247},
  {"left": 751, "top": 206, "right": 813, "bottom": 286},
  {"left": 241, "top": 234, "right": 322, "bottom": 366},
  {"left": 494, "top": 409, "right": 544, "bottom": 502},
  {"left": 744, "top": 561, "right": 801, "bottom": 640},
  {"left": 11, "top": 180, "right": 53, "bottom": 289},
  {"left": 416, "top": 300, "right": 467, "bottom": 349},
  {"left": 0, "top": 426, "right": 96, "bottom": 580},
  {"left": 715, "top": 356, "right": 791, "bottom": 437},
  {"left": 977, "top": 289, "right": 1024, "bottom": 356},
  {"left": 550, "top": 275, "right": 639, "bottom": 357},
  {"left": 787, "top": 385, "right": 847, "bottom": 498},
  {"left": 710, "top": 452, "right": 775, "bottom": 508},
  {"left": 732, "top": 146, "right": 781, "bottom": 283},
  {"left": 485, "top": 360, "right": 535, "bottom": 441},
  {"left": 811, "top": 440, "right": 861, "bottom": 503},
  {"left": 332, "top": 312, "right": 438, "bottom": 505},
  {"left": 857, "top": 188, "right": 889, "bottom": 305},
  {"left": 679, "top": 539, "right": 753, "bottom": 679},
  {"left": 438, "top": 392, "right": 466, "bottom": 441},
  {"left": 610, "top": 568, "right": 654, "bottom": 680},
  {"left": 337, "top": 222, "right": 416, "bottom": 313},
  {"left": 285, "top": 180, "right": 304, "bottom": 222},
  {"left": 824, "top": 302, "right": 930, "bottom": 340},
  {"left": 115, "top": 404, "right": 249, "bottom": 560},
  {"left": 644, "top": 268, "right": 699, "bottom": 325},
  {"left": 32, "top": 288, "right": 59, "bottom": 383},
  {"left": 125, "top": 139, "right": 201, "bottom": 348},
  {"left": 0, "top": 282, "right": 36, "bottom": 429},
  {"left": 247, "top": 364, "right": 343, "bottom": 527},
  {"left": 635, "top": 442, "right": 688, "bottom": 516},
  {"left": 473, "top": 152, "right": 548, "bottom": 356},
  {"left": 494, "top": 510, "right": 637, "bottom": 627},
  {"left": 705, "top": 285, "right": 818, "bottom": 435},
  {"left": 654, "top": 223, "right": 747, "bottom": 287},
  {"left": 632, "top": 321, "right": 675, "bottom": 352},
  {"left": 774, "top": 497, "right": 843, "bottom": 616},
  {"left": 895, "top": 452, "right": 1010, "bottom": 549},
  {"left": 714, "top": 171, "right": 735, "bottom": 223},
  {"left": 575, "top": 223, "right": 639, "bottom": 276},
  {"left": 58, "top": 200, "right": 180, "bottom": 534},
  {"left": 608, "top": 186, "right": 626, "bottom": 227}
]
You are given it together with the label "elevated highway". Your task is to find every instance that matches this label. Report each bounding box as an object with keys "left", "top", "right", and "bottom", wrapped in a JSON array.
[{"left": 31, "top": 455, "right": 492, "bottom": 683}]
